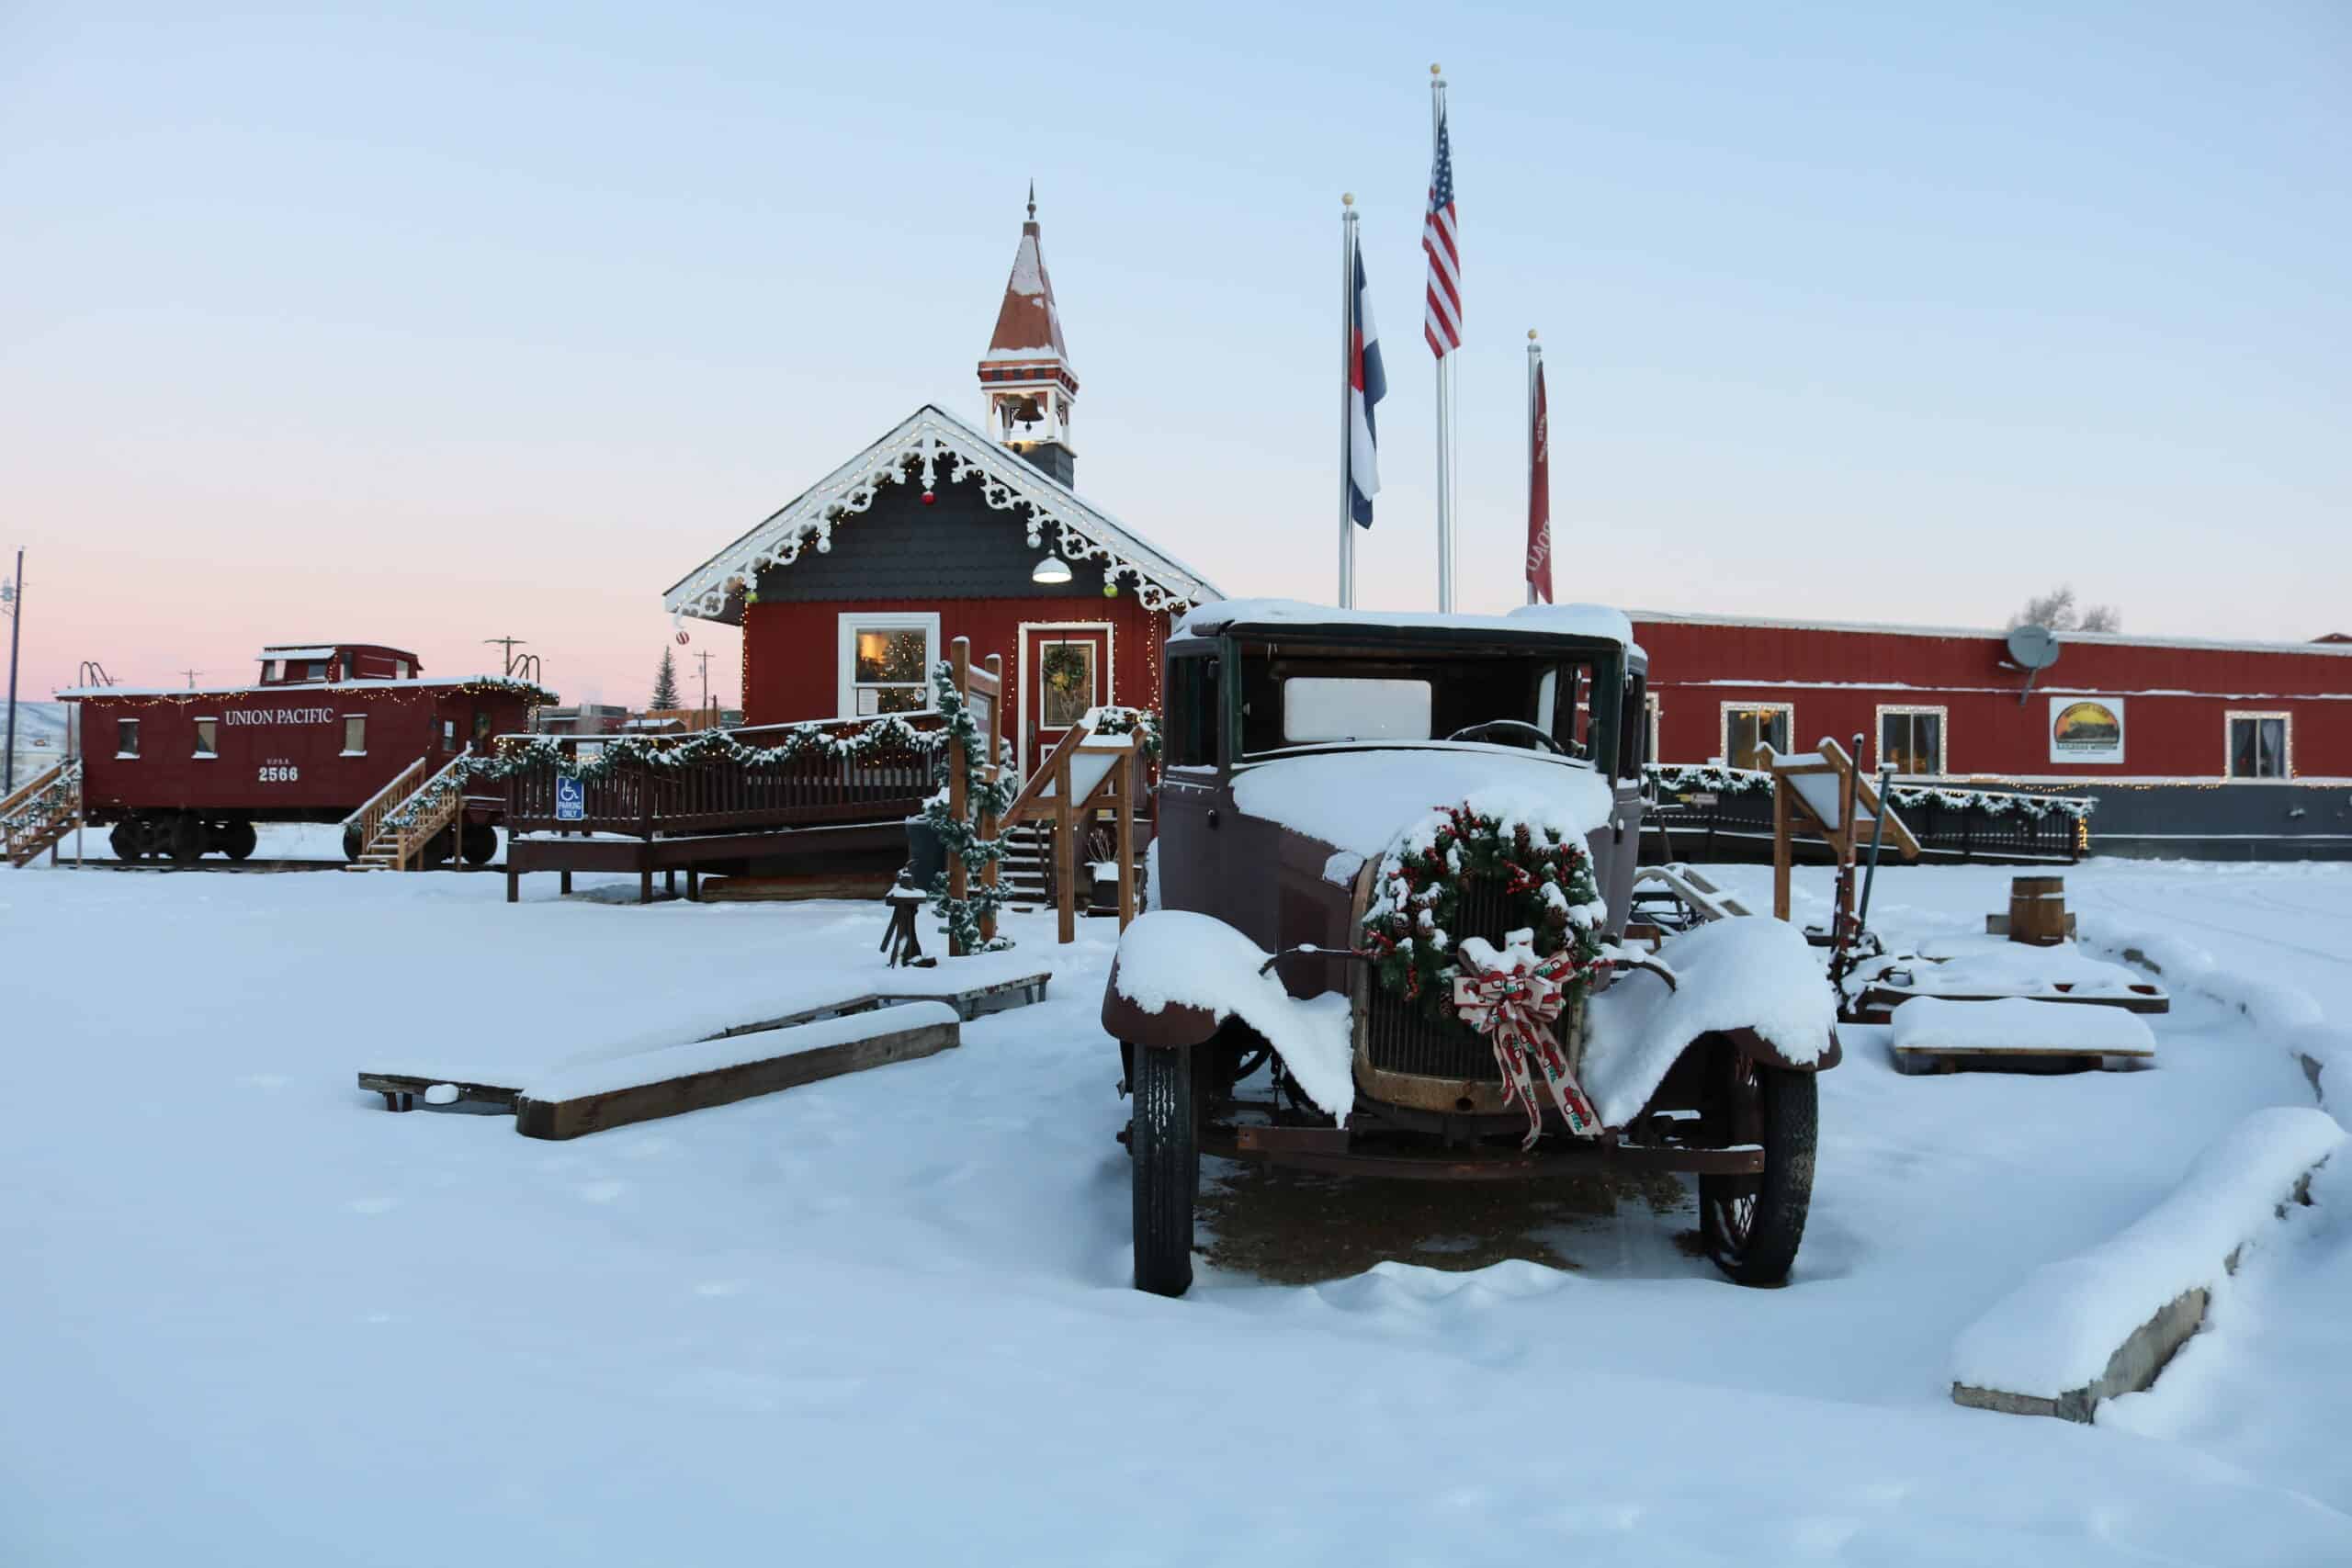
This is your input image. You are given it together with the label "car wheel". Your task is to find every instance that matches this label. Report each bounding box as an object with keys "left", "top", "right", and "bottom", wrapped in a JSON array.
[
  {"left": 221, "top": 818, "right": 258, "bottom": 862},
  {"left": 1700, "top": 1043, "right": 1816, "bottom": 1287},
  {"left": 1130, "top": 1042, "right": 1199, "bottom": 1298}
]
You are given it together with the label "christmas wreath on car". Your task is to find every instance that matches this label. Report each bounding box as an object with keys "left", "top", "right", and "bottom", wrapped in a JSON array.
[{"left": 1361, "top": 804, "right": 1616, "bottom": 1145}]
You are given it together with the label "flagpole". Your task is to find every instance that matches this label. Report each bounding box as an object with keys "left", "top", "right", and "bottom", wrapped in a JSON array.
[
  {"left": 1526, "top": 329, "right": 1542, "bottom": 605},
  {"left": 1430, "top": 65, "right": 1455, "bottom": 614},
  {"left": 1339, "top": 194, "right": 1358, "bottom": 609}
]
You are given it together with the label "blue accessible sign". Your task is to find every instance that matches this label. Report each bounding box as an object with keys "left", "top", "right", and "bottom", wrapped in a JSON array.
[{"left": 554, "top": 776, "right": 585, "bottom": 823}]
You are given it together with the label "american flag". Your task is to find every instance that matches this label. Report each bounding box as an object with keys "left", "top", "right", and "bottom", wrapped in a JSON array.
[{"left": 1423, "top": 100, "right": 1461, "bottom": 357}]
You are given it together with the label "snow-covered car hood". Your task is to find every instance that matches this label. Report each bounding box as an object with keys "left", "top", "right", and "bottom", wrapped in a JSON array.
[{"left": 1228, "top": 748, "right": 1618, "bottom": 861}]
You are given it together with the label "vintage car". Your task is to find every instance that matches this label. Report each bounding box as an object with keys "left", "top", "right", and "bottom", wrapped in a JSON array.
[{"left": 1101, "top": 600, "right": 1840, "bottom": 1297}]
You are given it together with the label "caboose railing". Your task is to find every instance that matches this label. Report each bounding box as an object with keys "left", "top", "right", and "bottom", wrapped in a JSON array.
[
  {"left": 501, "top": 713, "right": 945, "bottom": 840},
  {"left": 386, "top": 754, "right": 473, "bottom": 871}
]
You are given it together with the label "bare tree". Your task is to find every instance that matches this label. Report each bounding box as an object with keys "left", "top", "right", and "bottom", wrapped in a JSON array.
[{"left": 2009, "top": 584, "right": 2120, "bottom": 635}]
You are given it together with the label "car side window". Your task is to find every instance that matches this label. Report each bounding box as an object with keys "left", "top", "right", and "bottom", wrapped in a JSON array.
[{"left": 1164, "top": 655, "right": 1220, "bottom": 768}]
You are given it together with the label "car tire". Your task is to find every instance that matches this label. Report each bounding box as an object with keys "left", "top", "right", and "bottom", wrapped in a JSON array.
[
  {"left": 1130, "top": 1042, "right": 1199, "bottom": 1298},
  {"left": 221, "top": 818, "right": 258, "bottom": 862},
  {"left": 1700, "top": 1051, "right": 1816, "bottom": 1288},
  {"left": 167, "top": 812, "right": 206, "bottom": 864}
]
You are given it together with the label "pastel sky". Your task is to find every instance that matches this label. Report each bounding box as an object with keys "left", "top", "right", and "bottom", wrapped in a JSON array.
[{"left": 4, "top": 2, "right": 2346, "bottom": 709}]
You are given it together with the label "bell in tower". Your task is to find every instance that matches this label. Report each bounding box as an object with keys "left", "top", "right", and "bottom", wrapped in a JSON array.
[{"left": 978, "top": 183, "right": 1080, "bottom": 489}]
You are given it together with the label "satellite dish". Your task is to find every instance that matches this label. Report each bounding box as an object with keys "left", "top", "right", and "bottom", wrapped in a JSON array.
[{"left": 2006, "top": 625, "right": 2062, "bottom": 671}]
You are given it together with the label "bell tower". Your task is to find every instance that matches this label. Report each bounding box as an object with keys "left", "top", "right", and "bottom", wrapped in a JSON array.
[{"left": 978, "top": 184, "right": 1080, "bottom": 488}]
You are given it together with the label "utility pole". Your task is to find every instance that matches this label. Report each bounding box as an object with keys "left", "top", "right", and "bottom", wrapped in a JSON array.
[
  {"left": 484, "top": 636, "right": 529, "bottom": 678},
  {"left": 180, "top": 668, "right": 202, "bottom": 689},
  {"left": 693, "top": 649, "right": 714, "bottom": 713},
  {"left": 2, "top": 550, "right": 20, "bottom": 794}
]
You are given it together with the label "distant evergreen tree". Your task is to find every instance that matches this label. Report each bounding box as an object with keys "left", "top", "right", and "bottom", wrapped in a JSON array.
[{"left": 650, "top": 646, "right": 683, "bottom": 711}]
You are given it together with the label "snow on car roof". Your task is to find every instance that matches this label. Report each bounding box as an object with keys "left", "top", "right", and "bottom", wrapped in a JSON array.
[{"left": 1180, "top": 598, "right": 1636, "bottom": 650}]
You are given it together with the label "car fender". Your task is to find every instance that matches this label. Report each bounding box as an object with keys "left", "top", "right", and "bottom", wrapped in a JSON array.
[
  {"left": 1101, "top": 952, "right": 1226, "bottom": 1051},
  {"left": 1722, "top": 1022, "right": 1842, "bottom": 1074}
]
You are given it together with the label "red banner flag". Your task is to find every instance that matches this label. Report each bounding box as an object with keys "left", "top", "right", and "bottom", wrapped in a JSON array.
[{"left": 1526, "top": 359, "right": 1552, "bottom": 604}]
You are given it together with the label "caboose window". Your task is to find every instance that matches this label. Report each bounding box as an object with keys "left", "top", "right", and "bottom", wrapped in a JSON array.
[
  {"left": 441, "top": 718, "right": 458, "bottom": 752},
  {"left": 343, "top": 716, "right": 367, "bottom": 756},
  {"left": 116, "top": 719, "right": 140, "bottom": 758},
  {"left": 193, "top": 719, "right": 218, "bottom": 758}
]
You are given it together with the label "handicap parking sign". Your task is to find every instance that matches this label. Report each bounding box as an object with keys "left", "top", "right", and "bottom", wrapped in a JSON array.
[{"left": 555, "top": 776, "right": 585, "bottom": 822}]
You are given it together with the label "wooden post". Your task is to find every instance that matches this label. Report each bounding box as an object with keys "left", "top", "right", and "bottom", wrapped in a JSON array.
[
  {"left": 947, "top": 637, "right": 971, "bottom": 957},
  {"left": 1114, "top": 747, "right": 1136, "bottom": 929},
  {"left": 1054, "top": 744, "right": 1076, "bottom": 945},
  {"left": 1771, "top": 770, "right": 1792, "bottom": 922},
  {"left": 978, "top": 651, "right": 1002, "bottom": 946}
]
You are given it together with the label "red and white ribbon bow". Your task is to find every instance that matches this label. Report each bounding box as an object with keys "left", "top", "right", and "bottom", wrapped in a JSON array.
[{"left": 1453, "top": 946, "right": 1601, "bottom": 1150}]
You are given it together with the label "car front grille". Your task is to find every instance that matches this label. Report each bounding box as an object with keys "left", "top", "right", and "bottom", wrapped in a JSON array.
[{"left": 1363, "top": 874, "right": 1569, "bottom": 1082}]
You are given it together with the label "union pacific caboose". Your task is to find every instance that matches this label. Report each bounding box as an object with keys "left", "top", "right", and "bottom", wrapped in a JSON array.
[{"left": 63, "top": 641, "right": 551, "bottom": 863}]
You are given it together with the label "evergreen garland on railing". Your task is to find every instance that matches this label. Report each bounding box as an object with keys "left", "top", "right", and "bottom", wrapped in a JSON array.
[
  {"left": 1642, "top": 763, "right": 2096, "bottom": 822},
  {"left": 919, "top": 660, "right": 1013, "bottom": 953},
  {"left": 1085, "top": 705, "right": 1162, "bottom": 761}
]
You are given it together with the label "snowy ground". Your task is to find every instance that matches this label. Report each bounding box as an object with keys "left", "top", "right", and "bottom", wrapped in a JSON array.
[{"left": 3, "top": 855, "right": 2347, "bottom": 1564}]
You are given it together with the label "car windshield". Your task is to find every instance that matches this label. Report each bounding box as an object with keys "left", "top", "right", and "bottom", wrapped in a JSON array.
[{"left": 1233, "top": 640, "right": 1621, "bottom": 765}]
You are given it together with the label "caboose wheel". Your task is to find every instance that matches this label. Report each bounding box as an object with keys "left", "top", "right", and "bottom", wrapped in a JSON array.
[
  {"left": 221, "top": 818, "right": 258, "bottom": 861},
  {"left": 460, "top": 821, "right": 497, "bottom": 865},
  {"left": 342, "top": 821, "right": 366, "bottom": 862},
  {"left": 1129, "top": 1042, "right": 1200, "bottom": 1298},
  {"left": 166, "top": 813, "right": 206, "bottom": 864},
  {"left": 1700, "top": 1042, "right": 1816, "bottom": 1287},
  {"left": 109, "top": 819, "right": 142, "bottom": 862}
]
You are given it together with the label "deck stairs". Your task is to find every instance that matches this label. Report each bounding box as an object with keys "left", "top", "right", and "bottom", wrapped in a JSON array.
[
  {"left": 2, "top": 761, "right": 85, "bottom": 868},
  {"left": 342, "top": 754, "right": 467, "bottom": 872},
  {"left": 996, "top": 820, "right": 1051, "bottom": 903}
]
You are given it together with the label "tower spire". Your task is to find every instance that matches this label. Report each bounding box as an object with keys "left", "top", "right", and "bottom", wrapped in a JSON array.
[{"left": 978, "top": 187, "right": 1079, "bottom": 486}]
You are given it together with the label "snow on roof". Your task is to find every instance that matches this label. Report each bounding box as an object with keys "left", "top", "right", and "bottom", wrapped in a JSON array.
[
  {"left": 662, "top": 403, "right": 1220, "bottom": 622},
  {"left": 258, "top": 647, "right": 341, "bottom": 661},
  {"left": 57, "top": 675, "right": 548, "bottom": 700},
  {"left": 983, "top": 218, "right": 1070, "bottom": 369},
  {"left": 1182, "top": 598, "right": 1635, "bottom": 649},
  {"left": 1632, "top": 609, "right": 2352, "bottom": 660}
]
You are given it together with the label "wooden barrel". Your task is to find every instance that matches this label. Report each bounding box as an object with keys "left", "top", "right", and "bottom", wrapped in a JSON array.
[{"left": 2008, "top": 874, "right": 2068, "bottom": 945}]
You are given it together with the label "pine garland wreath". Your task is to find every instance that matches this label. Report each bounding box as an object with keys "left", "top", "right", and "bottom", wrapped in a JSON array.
[
  {"left": 1643, "top": 762, "right": 2094, "bottom": 821},
  {"left": 918, "top": 660, "right": 1013, "bottom": 954},
  {"left": 1360, "top": 805, "right": 1612, "bottom": 1026}
]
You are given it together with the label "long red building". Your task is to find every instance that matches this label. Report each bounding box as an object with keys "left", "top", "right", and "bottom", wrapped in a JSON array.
[{"left": 1634, "top": 612, "right": 2352, "bottom": 857}]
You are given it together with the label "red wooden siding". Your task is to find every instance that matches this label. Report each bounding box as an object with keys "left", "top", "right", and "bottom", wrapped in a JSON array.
[
  {"left": 1635, "top": 619, "right": 2352, "bottom": 781},
  {"left": 742, "top": 592, "right": 1174, "bottom": 739}
]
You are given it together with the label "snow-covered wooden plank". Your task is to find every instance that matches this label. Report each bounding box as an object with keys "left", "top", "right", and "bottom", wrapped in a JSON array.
[
  {"left": 1951, "top": 1107, "right": 2344, "bottom": 1422},
  {"left": 1890, "top": 995, "right": 2156, "bottom": 1074},
  {"left": 514, "top": 1002, "right": 962, "bottom": 1141}
]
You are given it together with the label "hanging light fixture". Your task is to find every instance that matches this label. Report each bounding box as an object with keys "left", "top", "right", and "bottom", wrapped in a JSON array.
[{"left": 1031, "top": 553, "right": 1073, "bottom": 585}]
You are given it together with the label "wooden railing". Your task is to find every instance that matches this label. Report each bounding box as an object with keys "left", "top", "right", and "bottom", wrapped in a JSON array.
[
  {"left": 502, "top": 713, "right": 946, "bottom": 840},
  {"left": 342, "top": 754, "right": 430, "bottom": 852},
  {"left": 3, "top": 760, "right": 83, "bottom": 868},
  {"left": 387, "top": 755, "right": 473, "bottom": 870}
]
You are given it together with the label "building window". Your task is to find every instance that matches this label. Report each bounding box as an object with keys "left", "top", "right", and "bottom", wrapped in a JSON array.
[
  {"left": 343, "top": 716, "right": 367, "bottom": 756},
  {"left": 2226, "top": 712, "right": 2290, "bottom": 779},
  {"left": 473, "top": 711, "right": 492, "bottom": 747},
  {"left": 837, "top": 613, "right": 939, "bottom": 717},
  {"left": 116, "top": 718, "right": 140, "bottom": 758},
  {"left": 1721, "top": 703, "right": 1792, "bottom": 771},
  {"left": 1645, "top": 693, "right": 1662, "bottom": 765},
  {"left": 1038, "top": 641, "right": 1100, "bottom": 729},
  {"left": 193, "top": 718, "right": 218, "bottom": 758},
  {"left": 1877, "top": 705, "right": 1947, "bottom": 775}
]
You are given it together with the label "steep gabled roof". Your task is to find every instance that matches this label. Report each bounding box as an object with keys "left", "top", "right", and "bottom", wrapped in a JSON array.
[
  {"left": 662, "top": 403, "right": 1219, "bottom": 624},
  {"left": 981, "top": 191, "right": 1074, "bottom": 382}
]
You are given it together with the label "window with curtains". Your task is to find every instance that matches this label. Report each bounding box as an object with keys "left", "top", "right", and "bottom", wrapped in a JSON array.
[
  {"left": 1877, "top": 707, "right": 1946, "bottom": 775},
  {"left": 2227, "top": 714, "right": 2290, "bottom": 779},
  {"left": 1722, "top": 705, "right": 1791, "bottom": 771}
]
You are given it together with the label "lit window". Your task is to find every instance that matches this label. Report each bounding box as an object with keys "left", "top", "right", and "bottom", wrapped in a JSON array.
[
  {"left": 1877, "top": 707, "right": 1946, "bottom": 775},
  {"left": 344, "top": 716, "right": 367, "bottom": 756},
  {"left": 1722, "top": 704, "right": 1792, "bottom": 771},
  {"left": 116, "top": 718, "right": 140, "bottom": 758},
  {"left": 838, "top": 615, "right": 937, "bottom": 716},
  {"left": 193, "top": 718, "right": 218, "bottom": 758},
  {"left": 2227, "top": 714, "right": 2289, "bottom": 779}
]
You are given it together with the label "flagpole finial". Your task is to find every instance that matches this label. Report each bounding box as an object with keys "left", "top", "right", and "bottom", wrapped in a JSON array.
[
  {"left": 1341, "top": 191, "right": 1354, "bottom": 207},
  {"left": 1528, "top": 328, "right": 1538, "bottom": 341},
  {"left": 1430, "top": 62, "right": 1442, "bottom": 74},
  {"left": 1026, "top": 179, "right": 1035, "bottom": 220}
]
